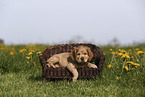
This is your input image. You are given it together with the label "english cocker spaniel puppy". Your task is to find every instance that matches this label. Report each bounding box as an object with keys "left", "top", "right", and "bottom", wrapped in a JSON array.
[{"left": 46, "top": 46, "right": 97, "bottom": 82}]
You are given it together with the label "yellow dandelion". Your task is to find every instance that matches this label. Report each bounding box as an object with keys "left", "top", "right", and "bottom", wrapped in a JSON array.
[
  {"left": 29, "top": 50, "right": 35, "bottom": 52},
  {"left": 135, "top": 48, "right": 139, "bottom": 51},
  {"left": 131, "top": 56, "right": 134, "bottom": 58},
  {"left": 121, "top": 54, "right": 126, "bottom": 58},
  {"left": 116, "top": 77, "right": 119, "bottom": 80},
  {"left": 110, "top": 49, "right": 113, "bottom": 51},
  {"left": 118, "top": 53, "right": 123, "bottom": 56},
  {"left": 20, "top": 50, "right": 23, "bottom": 53},
  {"left": 108, "top": 64, "right": 113, "bottom": 68},
  {"left": 137, "top": 51, "right": 145, "bottom": 55},
  {"left": 118, "top": 49, "right": 121, "bottom": 52},
  {"left": 20, "top": 49, "right": 27, "bottom": 53},
  {"left": 121, "top": 54, "right": 130, "bottom": 59},
  {"left": 120, "top": 49, "right": 127, "bottom": 53},
  {"left": 128, "top": 49, "right": 132, "bottom": 52},
  {"left": 126, "top": 61, "right": 140, "bottom": 67},
  {"left": 36, "top": 51, "right": 42, "bottom": 54},
  {"left": 112, "top": 52, "right": 116, "bottom": 55},
  {"left": 129, "top": 52, "right": 133, "bottom": 55},
  {"left": 124, "top": 66, "right": 129, "bottom": 71},
  {"left": 10, "top": 51, "right": 15, "bottom": 55},
  {"left": 32, "top": 62, "right": 36, "bottom": 66},
  {"left": 28, "top": 52, "right": 33, "bottom": 55},
  {"left": 135, "top": 66, "right": 138, "bottom": 68},
  {"left": 26, "top": 57, "right": 30, "bottom": 59},
  {"left": 1, "top": 48, "right": 4, "bottom": 50},
  {"left": 132, "top": 63, "right": 140, "bottom": 66},
  {"left": 126, "top": 61, "right": 134, "bottom": 64}
]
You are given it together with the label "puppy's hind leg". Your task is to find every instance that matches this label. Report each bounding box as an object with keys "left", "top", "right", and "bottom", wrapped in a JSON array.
[
  {"left": 46, "top": 62, "right": 56, "bottom": 68},
  {"left": 67, "top": 63, "right": 78, "bottom": 82},
  {"left": 49, "top": 63, "right": 57, "bottom": 68}
]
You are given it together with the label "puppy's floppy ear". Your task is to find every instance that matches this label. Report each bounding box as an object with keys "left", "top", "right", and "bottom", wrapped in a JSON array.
[
  {"left": 71, "top": 47, "right": 78, "bottom": 61},
  {"left": 87, "top": 47, "right": 93, "bottom": 61}
]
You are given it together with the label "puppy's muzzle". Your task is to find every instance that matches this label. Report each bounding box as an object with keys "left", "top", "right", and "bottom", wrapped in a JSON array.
[{"left": 81, "top": 57, "right": 84, "bottom": 61}]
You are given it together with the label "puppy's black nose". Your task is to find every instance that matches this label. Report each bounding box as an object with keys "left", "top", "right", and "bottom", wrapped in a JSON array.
[{"left": 81, "top": 57, "right": 84, "bottom": 61}]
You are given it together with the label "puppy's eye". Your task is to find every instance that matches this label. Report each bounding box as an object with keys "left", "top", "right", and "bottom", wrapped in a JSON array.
[
  {"left": 84, "top": 53, "right": 87, "bottom": 55},
  {"left": 77, "top": 53, "right": 80, "bottom": 55}
]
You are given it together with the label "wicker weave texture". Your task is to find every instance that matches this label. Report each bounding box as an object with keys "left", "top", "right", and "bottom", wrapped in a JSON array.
[{"left": 45, "top": 68, "right": 98, "bottom": 79}]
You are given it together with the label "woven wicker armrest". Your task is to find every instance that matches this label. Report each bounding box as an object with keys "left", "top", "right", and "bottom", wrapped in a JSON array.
[{"left": 39, "top": 43, "right": 105, "bottom": 81}]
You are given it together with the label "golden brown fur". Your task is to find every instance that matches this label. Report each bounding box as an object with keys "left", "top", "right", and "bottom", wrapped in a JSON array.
[{"left": 46, "top": 46, "right": 97, "bottom": 82}]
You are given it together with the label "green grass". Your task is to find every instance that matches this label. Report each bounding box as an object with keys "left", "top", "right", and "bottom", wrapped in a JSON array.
[{"left": 0, "top": 44, "right": 145, "bottom": 97}]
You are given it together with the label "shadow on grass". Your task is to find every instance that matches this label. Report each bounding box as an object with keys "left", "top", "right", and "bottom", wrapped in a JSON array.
[
  {"left": 29, "top": 75, "right": 42, "bottom": 82},
  {"left": 29, "top": 75, "right": 72, "bottom": 82}
]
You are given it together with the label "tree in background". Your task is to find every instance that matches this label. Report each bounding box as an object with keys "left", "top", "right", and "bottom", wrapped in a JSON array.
[
  {"left": 108, "top": 37, "right": 120, "bottom": 46},
  {"left": 0, "top": 38, "right": 4, "bottom": 44}
]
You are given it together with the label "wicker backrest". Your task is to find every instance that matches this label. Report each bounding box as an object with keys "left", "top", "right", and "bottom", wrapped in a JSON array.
[{"left": 39, "top": 43, "right": 105, "bottom": 76}]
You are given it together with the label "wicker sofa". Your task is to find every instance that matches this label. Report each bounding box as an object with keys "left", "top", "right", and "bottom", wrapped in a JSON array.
[{"left": 39, "top": 43, "right": 105, "bottom": 82}]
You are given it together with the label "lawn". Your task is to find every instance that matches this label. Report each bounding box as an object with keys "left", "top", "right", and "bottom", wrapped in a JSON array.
[{"left": 0, "top": 43, "right": 144, "bottom": 97}]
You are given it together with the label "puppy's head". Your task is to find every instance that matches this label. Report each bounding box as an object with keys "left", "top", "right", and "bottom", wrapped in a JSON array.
[{"left": 71, "top": 46, "right": 93, "bottom": 63}]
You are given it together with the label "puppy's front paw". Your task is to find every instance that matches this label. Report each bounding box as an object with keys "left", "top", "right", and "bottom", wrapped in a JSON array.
[
  {"left": 46, "top": 64, "right": 51, "bottom": 68},
  {"left": 55, "top": 64, "right": 60, "bottom": 68},
  {"left": 88, "top": 63, "right": 98, "bottom": 68},
  {"left": 92, "top": 65, "right": 98, "bottom": 69},
  {"left": 51, "top": 65, "right": 56, "bottom": 68},
  {"left": 46, "top": 64, "right": 56, "bottom": 68}
]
